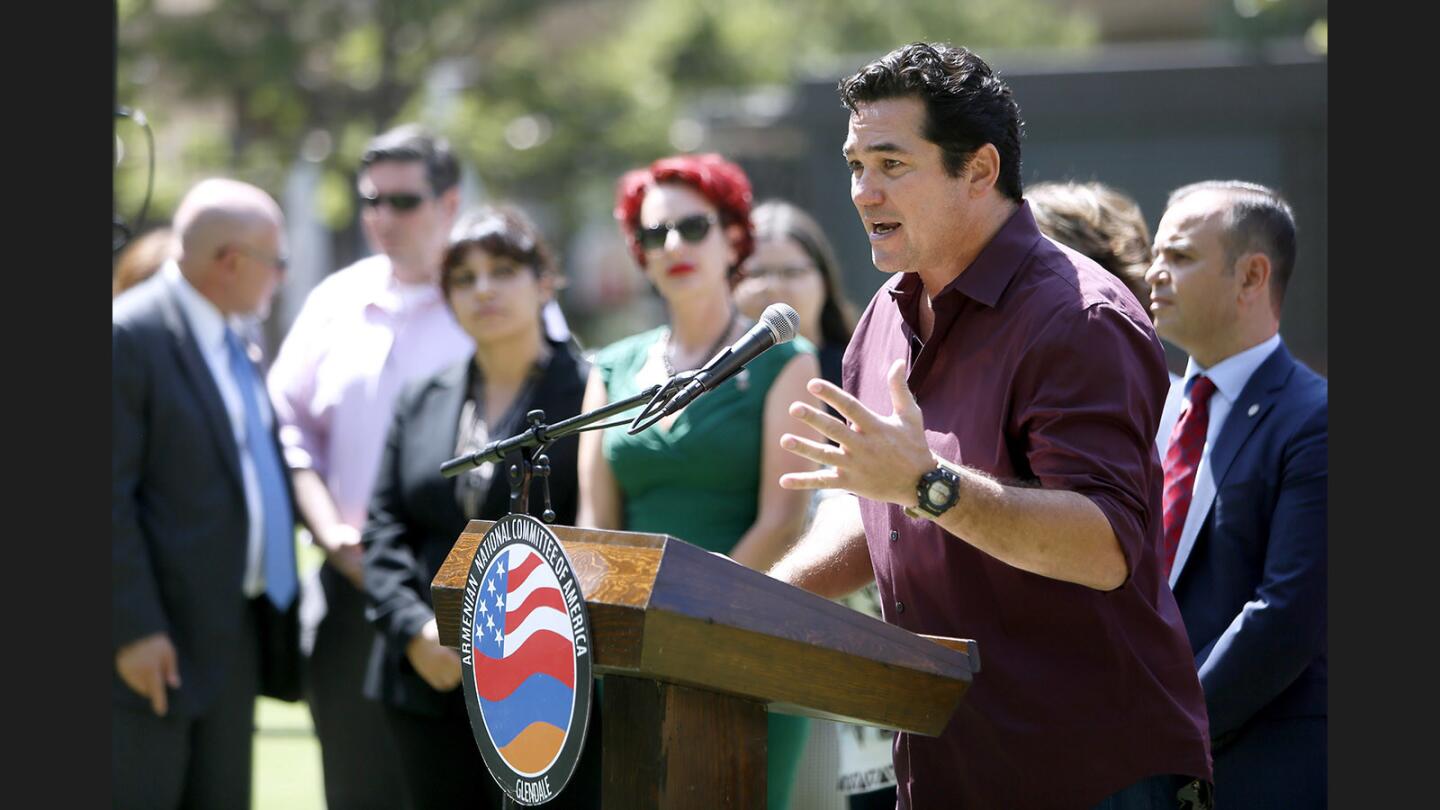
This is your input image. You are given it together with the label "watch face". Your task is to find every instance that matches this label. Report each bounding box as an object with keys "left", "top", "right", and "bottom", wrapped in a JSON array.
[{"left": 926, "top": 480, "right": 952, "bottom": 503}]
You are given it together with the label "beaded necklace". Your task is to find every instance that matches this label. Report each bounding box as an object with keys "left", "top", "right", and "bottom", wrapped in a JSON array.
[{"left": 661, "top": 307, "right": 738, "bottom": 376}]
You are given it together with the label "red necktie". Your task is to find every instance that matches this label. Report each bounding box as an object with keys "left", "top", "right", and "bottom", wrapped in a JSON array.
[{"left": 1161, "top": 375, "right": 1217, "bottom": 576}]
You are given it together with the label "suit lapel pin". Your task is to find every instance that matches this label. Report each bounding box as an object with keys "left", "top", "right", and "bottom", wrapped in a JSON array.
[{"left": 1247, "top": 404, "right": 1259, "bottom": 417}]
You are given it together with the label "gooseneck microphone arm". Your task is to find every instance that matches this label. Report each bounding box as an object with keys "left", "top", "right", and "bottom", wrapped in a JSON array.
[
  {"left": 629, "top": 302, "right": 800, "bottom": 433},
  {"left": 439, "top": 382, "right": 667, "bottom": 479}
]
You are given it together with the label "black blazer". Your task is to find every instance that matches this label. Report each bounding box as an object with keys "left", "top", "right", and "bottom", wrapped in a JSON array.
[
  {"left": 112, "top": 275, "right": 301, "bottom": 716},
  {"left": 362, "top": 342, "right": 589, "bottom": 716}
]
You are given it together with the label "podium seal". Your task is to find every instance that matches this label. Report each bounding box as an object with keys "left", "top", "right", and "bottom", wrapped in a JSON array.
[{"left": 459, "top": 514, "right": 593, "bottom": 805}]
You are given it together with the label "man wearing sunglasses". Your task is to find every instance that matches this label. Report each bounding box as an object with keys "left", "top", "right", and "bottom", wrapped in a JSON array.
[{"left": 266, "top": 124, "right": 473, "bottom": 810}]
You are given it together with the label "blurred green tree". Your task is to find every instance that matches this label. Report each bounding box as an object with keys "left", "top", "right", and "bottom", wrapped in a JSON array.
[{"left": 116, "top": 0, "right": 1096, "bottom": 251}]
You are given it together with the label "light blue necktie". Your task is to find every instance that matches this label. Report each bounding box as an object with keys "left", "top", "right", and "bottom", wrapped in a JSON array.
[{"left": 224, "top": 328, "right": 298, "bottom": 610}]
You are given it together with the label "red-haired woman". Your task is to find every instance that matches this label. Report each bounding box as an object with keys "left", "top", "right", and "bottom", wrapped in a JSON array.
[{"left": 577, "top": 154, "right": 820, "bottom": 808}]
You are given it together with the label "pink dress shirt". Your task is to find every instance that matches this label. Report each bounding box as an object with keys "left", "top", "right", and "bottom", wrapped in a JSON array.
[{"left": 267, "top": 255, "right": 474, "bottom": 529}]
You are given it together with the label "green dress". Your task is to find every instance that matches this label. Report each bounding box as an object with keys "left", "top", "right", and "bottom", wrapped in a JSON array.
[{"left": 597, "top": 325, "right": 814, "bottom": 809}]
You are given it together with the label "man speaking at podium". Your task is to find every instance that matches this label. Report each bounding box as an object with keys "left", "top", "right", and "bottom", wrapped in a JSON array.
[{"left": 771, "top": 43, "right": 1214, "bottom": 809}]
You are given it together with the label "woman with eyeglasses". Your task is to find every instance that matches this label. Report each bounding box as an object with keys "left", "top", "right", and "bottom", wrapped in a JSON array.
[
  {"left": 577, "top": 153, "right": 820, "bottom": 809},
  {"left": 734, "top": 200, "right": 859, "bottom": 390},
  {"left": 362, "top": 205, "right": 601, "bottom": 809},
  {"left": 734, "top": 200, "right": 900, "bottom": 810}
]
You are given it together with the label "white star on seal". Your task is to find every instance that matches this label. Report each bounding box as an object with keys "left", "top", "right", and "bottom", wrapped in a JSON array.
[{"left": 495, "top": 629, "right": 504, "bottom": 645}]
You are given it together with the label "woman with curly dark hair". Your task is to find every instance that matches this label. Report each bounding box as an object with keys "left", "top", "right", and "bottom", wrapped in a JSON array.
[{"left": 735, "top": 199, "right": 859, "bottom": 389}]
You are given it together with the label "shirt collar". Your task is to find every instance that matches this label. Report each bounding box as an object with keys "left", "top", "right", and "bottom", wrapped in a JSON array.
[
  {"left": 163, "top": 260, "right": 238, "bottom": 352},
  {"left": 363, "top": 255, "right": 447, "bottom": 314},
  {"left": 395, "top": 277, "right": 444, "bottom": 309},
  {"left": 1182, "top": 333, "right": 1282, "bottom": 403},
  {"left": 886, "top": 201, "right": 1042, "bottom": 309}
]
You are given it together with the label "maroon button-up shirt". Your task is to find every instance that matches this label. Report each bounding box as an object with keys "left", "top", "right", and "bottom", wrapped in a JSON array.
[{"left": 843, "top": 203, "right": 1212, "bottom": 808}]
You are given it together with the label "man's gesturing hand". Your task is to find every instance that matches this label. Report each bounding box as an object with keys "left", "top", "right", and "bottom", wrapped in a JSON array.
[{"left": 778, "top": 358, "right": 935, "bottom": 507}]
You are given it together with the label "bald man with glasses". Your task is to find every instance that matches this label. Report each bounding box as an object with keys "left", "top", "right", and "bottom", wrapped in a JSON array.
[{"left": 113, "top": 177, "right": 301, "bottom": 810}]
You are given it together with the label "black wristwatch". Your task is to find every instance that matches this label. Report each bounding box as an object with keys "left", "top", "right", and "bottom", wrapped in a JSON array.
[{"left": 905, "top": 458, "right": 962, "bottom": 520}]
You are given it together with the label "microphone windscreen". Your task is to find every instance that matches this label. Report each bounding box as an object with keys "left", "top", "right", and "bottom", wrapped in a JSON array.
[{"left": 760, "top": 303, "right": 800, "bottom": 344}]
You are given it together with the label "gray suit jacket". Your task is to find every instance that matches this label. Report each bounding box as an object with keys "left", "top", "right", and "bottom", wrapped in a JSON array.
[{"left": 113, "top": 274, "right": 300, "bottom": 716}]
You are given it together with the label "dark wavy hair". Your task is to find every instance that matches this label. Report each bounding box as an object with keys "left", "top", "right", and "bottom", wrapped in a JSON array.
[
  {"left": 440, "top": 204, "right": 558, "bottom": 295},
  {"left": 1028, "top": 181, "right": 1152, "bottom": 308},
  {"left": 749, "top": 200, "right": 857, "bottom": 348},
  {"left": 839, "top": 42, "right": 1024, "bottom": 201},
  {"left": 613, "top": 153, "right": 754, "bottom": 271},
  {"left": 361, "top": 123, "right": 460, "bottom": 196}
]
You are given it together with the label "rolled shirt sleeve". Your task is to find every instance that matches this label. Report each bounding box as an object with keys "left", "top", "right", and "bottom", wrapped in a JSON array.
[{"left": 1010, "top": 301, "right": 1170, "bottom": 582}]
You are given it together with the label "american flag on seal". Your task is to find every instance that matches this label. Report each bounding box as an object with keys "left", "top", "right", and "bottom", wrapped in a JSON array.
[{"left": 471, "top": 544, "right": 577, "bottom": 776}]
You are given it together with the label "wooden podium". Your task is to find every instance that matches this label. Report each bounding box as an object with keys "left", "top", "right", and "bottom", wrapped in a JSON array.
[{"left": 432, "top": 522, "right": 979, "bottom": 809}]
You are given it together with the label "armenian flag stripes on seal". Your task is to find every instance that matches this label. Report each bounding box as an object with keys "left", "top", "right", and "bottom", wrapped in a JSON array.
[{"left": 461, "top": 514, "right": 592, "bottom": 806}]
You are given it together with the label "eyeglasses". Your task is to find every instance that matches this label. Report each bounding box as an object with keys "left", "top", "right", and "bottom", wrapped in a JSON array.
[
  {"left": 227, "top": 245, "right": 288, "bottom": 272},
  {"left": 637, "top": 213, "right": 717, "bottom": 251},
  {"left": 360, "top": 192, "right": 428, "bottom": 212},
  {"left": 742, "top": 264, "right": 816, "bottom": 282}
]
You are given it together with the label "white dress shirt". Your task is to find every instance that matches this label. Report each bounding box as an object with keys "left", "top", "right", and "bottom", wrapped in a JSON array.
[
  {"left": 1155, "top": 333, "right": 1281, "bottom": 584},
  {"left": 163, "top": 261, "right": 273, "bottom": 598}
]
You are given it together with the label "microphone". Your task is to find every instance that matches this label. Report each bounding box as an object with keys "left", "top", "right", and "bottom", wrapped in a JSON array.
[{"left": 657, "top": 303, "right": 799, "bottom": 418}]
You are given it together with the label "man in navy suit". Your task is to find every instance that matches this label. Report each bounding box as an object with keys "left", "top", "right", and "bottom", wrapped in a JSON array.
[
  {"left": 1149, "top": 180, "right": 1327, "bottom": 808},
  {"left": 113, "top": 178, "right": 301, "bottom": 809}
]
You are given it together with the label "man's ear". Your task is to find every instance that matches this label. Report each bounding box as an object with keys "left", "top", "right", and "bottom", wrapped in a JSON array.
[
  {"left": 212, "top": 244, "right": 239, "bottom": 278},
  {"left": 1235, "top": 250, "right": 1273, "bottom": 305},
  {"left": 439, "top": 187, "right": 461, "bottom": 219},
  {"left": 965, "top": 144, "right": 1002, "bottom": 196}
]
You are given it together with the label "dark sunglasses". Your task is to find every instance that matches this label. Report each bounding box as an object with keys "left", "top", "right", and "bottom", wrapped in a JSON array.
[
  {"left": 360, "top": 192, "right": 428, "bottom": 212},
  {"left": 638, "top": 213, "right": 717, "bottom": 251}
]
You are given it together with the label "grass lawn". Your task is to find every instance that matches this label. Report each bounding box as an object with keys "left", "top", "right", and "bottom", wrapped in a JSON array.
[
  {"left": 250, "top": 537, "right": 327, "bottom": 809},
  {"left": 253, "top": 696, "right": 325, "bottom": 809}
]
